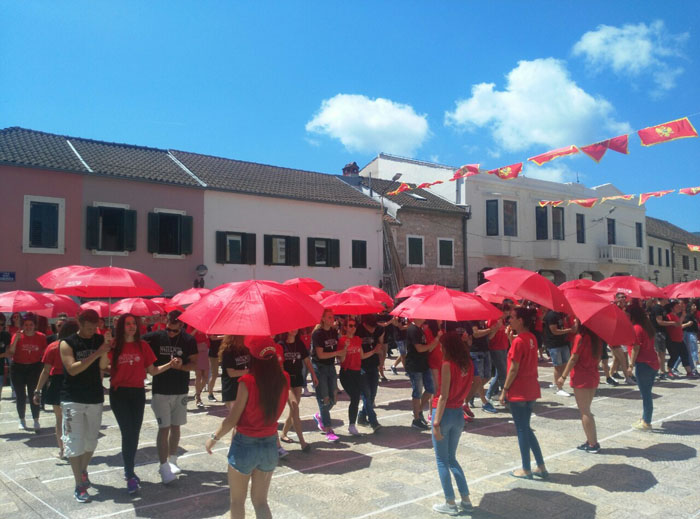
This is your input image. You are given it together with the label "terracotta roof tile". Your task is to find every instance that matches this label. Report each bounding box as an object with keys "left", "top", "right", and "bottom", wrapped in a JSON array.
[{"left": 646, "top": 216, "right": 700, "bottom": 246}]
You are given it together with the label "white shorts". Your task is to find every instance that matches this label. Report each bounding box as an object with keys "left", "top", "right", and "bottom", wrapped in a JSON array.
[
  {"left": 61, "top": 402, "right": 103, "bottom": 458},
  {"left": 151, "top": 393, "right": 188, "bottom": 428}
]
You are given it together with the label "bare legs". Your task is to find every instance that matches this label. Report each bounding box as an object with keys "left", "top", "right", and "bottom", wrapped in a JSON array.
[
  {"left": 573, "top": 387, "right": 597, "bottom": 446},
  {"left": 280, "top": 387, "right": 308, "bottom": 449},
  {"left": 228, "top": 465, "right": 273, "bottom": 519},
  {"left": 208, "top": 357, "right": 220, "bottom": 399}
]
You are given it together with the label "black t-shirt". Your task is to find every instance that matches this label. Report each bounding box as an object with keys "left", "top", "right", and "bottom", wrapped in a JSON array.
[
  {"left": 60, "top": 333, "right": 105, "bottom": 404},
  {"left": 356, "top": 325, "right": 384, "bottom": 371},
  {"left": 683, "top": 313, "right": 698, "bottom": 334},
  {"left": 650, "top": 304, "right": 666, "bottom": 333},
  {"left": 142, "top": 330, "right": 198, "bottom": 395},
  {"left": 405, "top": 324, "right": 429, "bottom": 373},
  {"left": 0, "top": 330, "right": 10, "bottom": 369},
  {"left": 311, "top": 327, "right": 339, "bottom": 366},
  {"left": 221, "top": 346, "right": 250, "bottom": 402},
  {"left": 468, "top": 321, "right": 489, "bottom": 352},
  {"left": 280, "top": 337, "right": 308, "bottom": 377},
  {"left": 543, "top": 311, "right": 568, "bottom": 348}
]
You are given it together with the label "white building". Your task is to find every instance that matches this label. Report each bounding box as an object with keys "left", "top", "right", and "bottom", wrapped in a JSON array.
[{"left": 646, "top": 216, "right": 700, "bottom": 286}]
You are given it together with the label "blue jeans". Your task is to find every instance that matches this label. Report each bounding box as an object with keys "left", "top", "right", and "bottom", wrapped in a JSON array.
[
  {"left": 509, "top": 400, "right": 544, "bottom": 472},
  {"left": 486, "top": 350, "right": 508, "bottom": 400},
  {"left": 358, "top": 366, "right": 379, "bottom": 426},
  {"left": 312, "top": 362, "right": 337, "bottom": 428},
  {"left": 432, "top": 407, "right": 469, "bottom": 501},
  {"left": 681, "top": 332, "right": 698, "bottom": 370},
  {"left": 635, "top": 362, "right": 657, "bottom": 424}
]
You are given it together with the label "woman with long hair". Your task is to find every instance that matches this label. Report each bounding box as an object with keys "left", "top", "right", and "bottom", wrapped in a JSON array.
[
  {"left": 205, "top": 336, "right": 290, "bottom": 519},
  {"left": 219, "top": 336, "right": 250, "bottom": 410},
  {"left": 500, "top": 306, "right": 548, "bottom": 479},
  {"left": 109, "top": 313, "right": 178, "bottom": 494},
  {"left": 311, "top": 309, "right": 342, "bottom": 442},
  {"left": 557, "top": 325, "right": 602, "bottom": 453},
  {"left": 627, "top": 305, "right": 659, "bottom": 431},
  {"left": 34, "top": 319, "right": 80, "bottom": 459},
  {"left": 431, "top": 332, "right": 473, "bottom": 515}
]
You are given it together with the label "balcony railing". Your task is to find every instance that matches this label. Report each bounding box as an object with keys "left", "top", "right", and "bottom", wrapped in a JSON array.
[{"left": 598, "top": 245, "right": 642, "bottom": 264}]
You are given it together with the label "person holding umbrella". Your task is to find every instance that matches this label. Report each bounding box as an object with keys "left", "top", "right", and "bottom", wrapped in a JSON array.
[
  {"left": 543, "top": 309, "right": 577, "bottom": 397},
  {"left": 406, "top": 318, "right": 440, "bottom": 430},
  {"left": 311, "top": 309, "right": 342, "bottom": 442}
]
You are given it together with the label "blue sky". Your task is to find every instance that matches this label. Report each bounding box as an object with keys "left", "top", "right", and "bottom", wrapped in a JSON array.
[{"left": 2, "top": 1, "right": 699, "bottom": 230}]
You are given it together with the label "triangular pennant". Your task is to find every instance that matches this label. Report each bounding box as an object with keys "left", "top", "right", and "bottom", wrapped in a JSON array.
[
  {"left": 601, "top": 194, "right": 635, "bottom": 203},
  {"left": 679, "top": 186, "right": 700, "bottom": 196},
  {"left": 528, "top": 145, "right": 579, "bottom": 166},
  {"left": 568, "top": 198, "right": 598, "bottom": 208},
  {"left": 639, "top": 190, "right": 675, "bottom": 205}
]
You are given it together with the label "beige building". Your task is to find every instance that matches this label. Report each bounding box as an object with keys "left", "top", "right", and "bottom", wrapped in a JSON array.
[{"left": 646, "top": 217, "right": 700, "bottom": 285}]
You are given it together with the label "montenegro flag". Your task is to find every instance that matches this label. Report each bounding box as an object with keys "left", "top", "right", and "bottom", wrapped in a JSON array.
[
  {"left": 568, "top": 198, "right": 598, "bottom": 208},
  {"left": 688, "top": 244, "right": 700, "bottom": 253},
  {"left": 639, "top": 190, "right": 674, "bottom": 205},
  {"left": 601, "top": 194, "right": 635, "bottom": 203},
  {"left": 637, "top": 117, "right": 698, "bottom": 146},
  {"left": 528, "top": 145, "right": 579, "bottom": 166},
  {"left": 679, "top": 186, "right": 700, "bottom": 196},
  {"left": 487, "top": 162, "right": 522, "bottom": 180},
  {"left": 451, "top": 164, "right": 480, "bottom": 181},
  {"left": 387, "top": 183, "right": 412, "bottom": 196}
]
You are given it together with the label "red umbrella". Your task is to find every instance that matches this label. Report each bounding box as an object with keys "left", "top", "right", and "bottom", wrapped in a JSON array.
[
  {"left": 283, "top": 277, "right": 324, "bottom": 295},
  {"left": 0, "top": 291, "right": 55, "bottom": 313},
  {"left": 151, "top": 297, "right": 172, "bottom": 307},
  {"left": 178, "top": 280, "right": 324, "bottom": 336},
  {"left": 563, "top": 288, "right": 636, "bottom": 346},
  {"left": 484, "top": 267, "right": 572, "bottom": 313},
  {"left": 591, "top": 276, "right": 664, "bottom": 299},
  {"left": 391, "top": 286, "right": 501, "bottom": 322},
  {"left": 322, "top": 292, "right": 384, "bottom": 315},
  {"left": 51, "top": 266, "right": 162, "bottom": 298},
  {"left": 80, "top": 301, "right": 111, "bottom": 318},
  {"left": 473, "top": 281, "right": 519, "bottom": 304},
  {"left": 35, "top": 294, "right": 81, "bottom": 318},
  {"left": 669, "top": 280, "right": 700, "bottom": 299},
  {"left": 111, "top": 297, "right": 165, "bottom": 317},
  {"left": 396, "top": 284, "right": 428, "bottom": 299},
  {"left": 310, "top": 290, "right": 338, "bottom": 303},
  {"left": 558, "top": 279, "right": 596, "bottom": 291},
  {"left": 36, "top": 265, "right": 91, "bottom": 290},
  {"left": 344, "top": 285, "right": 393, "bottom": 306},
  {"left": 170, "top": 288, "right": 211, "bottom": 306}
]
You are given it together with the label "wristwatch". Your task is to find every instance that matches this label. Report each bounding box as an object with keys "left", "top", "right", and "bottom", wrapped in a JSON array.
[{"left": 210, "top": 433, "right": 218, "bottom": 441}]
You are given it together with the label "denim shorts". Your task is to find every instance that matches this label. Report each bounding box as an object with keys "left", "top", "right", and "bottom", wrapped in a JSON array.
[
  {"left": 228, "top": 432, "right": 279, "bottom": 475},
  {"left": 407, "top": 369, "right": 435, "bottom": 399},
  {"left": 548, "top": 346, "right": 571, "bottom": 366},
  {"left": 470, "top": 351, "right": 491, "bottom": 378},
  {"left": 396, "top": 340, "right": 407, "bottom": 357}
]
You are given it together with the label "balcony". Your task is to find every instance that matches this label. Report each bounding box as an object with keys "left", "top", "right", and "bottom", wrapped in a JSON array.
[
  {"left": 598, "top": 245, "right": 642, "bottom": 264},
  {"left": 483, "top": 237, "right": 519, "bottom": 257},
  {"left": 534, "top": 240, "right": 564, "bottom": 260}
]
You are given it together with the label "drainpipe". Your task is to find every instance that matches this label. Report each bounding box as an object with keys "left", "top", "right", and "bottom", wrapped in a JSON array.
[
  {"left": 461, "top": 204, "right": 472, "bottom": 292},
  {"left": 671, "top": 243, "right": 675, "bottom": 283}
]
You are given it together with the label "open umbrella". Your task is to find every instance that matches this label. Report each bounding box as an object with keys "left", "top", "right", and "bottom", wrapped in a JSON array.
[
  {"left": 395, "top": 284, "right": 428, "bottom": 299},
  {"left": 473, "top": 281, "right": 519, "bottom": 304},
  {"left": 111, "top": 297, "right": 165, "bottom": 317},
  {"left": 558, "top": 279, "right": 596, "bottom": 291},
  {"left": 283, "top": 277, "right": 324, "bottom": 295},
  {"left": 563, "top": 288, "right": 636, "bottom": 345},
  {"left": 178, "top": 280, "right": 324, "bottom": 336},
  {"left": 391, "top": 287, "right": 501, "bottom": 322},
  {"left": 51, "top": 266, "right": 162, "bottom": 298},
  {"left": 36, "top": 265, "right": 91, "bottom": 290},
  {"left": 661, "top": 283, "right": 682, "bottom": 298},
  {"left": 80, "top": 301, "right": 111, "bottom": 318},
  {"left": 35, "top": 293, "right": 81, "bottom": 318},
  {"left": 0, "top": 290, "right": 55, "bottom": 313},
  {"left": 669, "top": 280, "right": 700, "bottom": 299},
  {"left": 484, "top": 267, "right": 572, "bottom": 313},
  {"left": 344, "top": 285, "right": 393, "bottom": 306},
  {"left": 310, "top": 290, "right": 338, "bottom": 303},
  {"left": 591, "top": 276, "right": 664, "bottom": 300},
  {"left": 321, "top": 292, "right": 384, "bottom": 315},
  {"left": 170, "top": 288, "right": 211, "bottom": 307}
]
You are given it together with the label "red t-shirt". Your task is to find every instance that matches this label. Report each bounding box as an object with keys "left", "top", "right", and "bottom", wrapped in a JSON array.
[
  {"left": 193, "top": 331, "right": 209, "bottom": 348},
  {"left": 506, "top": 331, "right": 541, "bottom": 402},
  {"left": 431, "top": 360, "right": 474, "bottom": 409},
  {"left": 109, "top": 340, "right": 158, "bottom": 389},
  {"left": 237, "top": 372, "right": 290, "bottom": 437},
  {"left": 152, "top": 322, "right": 166, "bottom": 332},
  {"left": 534, "top": 308, "right": 544, "bottom": 333},
  {"left": 41, "top": 340, "right": 64, "bottom": 376},
  {"left": 12, "top": 332, "right": 47, "bottom": 364},
  {"left": 487, "top": 318, "right": 508, "bottom": 351},
  {"left": 630, "top": 324, "right": 660, "bottom": 370},
  {"left": 423, "top": 325, "right": 443, "bottom": 369},
  {"left": 338, "top": 336, "right": 362, "bottom": 371},
  {"left": 666, "top": 313, "right": 684, "bottom": 342},
  {"left": 570, "top": 334, "right": 600, "bottom": 389}
]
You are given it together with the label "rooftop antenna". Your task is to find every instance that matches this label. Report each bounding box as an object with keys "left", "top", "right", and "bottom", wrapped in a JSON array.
[{"left": 576, "top": 171, "right": 580, "bottom": 183}]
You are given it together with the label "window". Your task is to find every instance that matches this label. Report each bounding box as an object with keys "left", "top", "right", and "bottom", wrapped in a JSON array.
[
  {"left": 607, "top": 218, "right": 616, "bottom": 245},
  {"left": 552, "top": 207, "right": 565, "bottom": 240},
  {"left": 658, "top": 248, "right": 662, "bottom": 266},
  {"left": 535, "top": 207, "right": 548, "bottom": 240},
  {"left": 351, "top": 240, "right": 367, "bottom": 269},
  {"left": 407, "top": 236, "right": 424, "bottom": 266},
  {"left": 682, "top": 255, "right": 690, "bottom": 270},
  {"left": 576, "top": 213, "right": 585, "bottom": 244},
  {"left": 86, "top": 204, "right": 136, "bottom": 253},
  {"left": 486, "top": 200, "right": 499, "bottom": 236},
  {"left": 438, "top": 238, "right": 454, "bottom": 267},
  {"left": 665, "top": 249, "right": 670, "bottom": 267},
  {"left": 23, "top": 195, "right": 65, "bottom": 254},
  {"left": 215, "top": 231, "right": 256, "bottom": 264},
  {"left": 307, "top": 238, "right": 340, "bottom": 267},
  {"left": 635, "top": 222, "right": 643, "bottom": 248},
  {"left": 648, "top": 246, "right": 654, "bottom": 265},
  {"left": 147, "top": 210, "right": 193, "bottom": 257},
  {"left": 503, "top": 200, "right": 517, "bottom": 237},
  {"left": 263, "top": 235, "right": 300, "bottom": 266}
]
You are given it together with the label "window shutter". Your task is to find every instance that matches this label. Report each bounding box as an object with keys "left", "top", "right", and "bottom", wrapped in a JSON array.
[
  {"left": 123, "top": 210, "right": 137, "bottom": 251},
  {"left": 86, "top": 206, "right": 100, "bottom": 250},
  {"left": 243, "top": 233, "right": 256, "bottom": 264},
  {"left": 180, "top": 215, "right": 193, "bottom": 255},
  {"left": 307, "top": 238, "right": 316, "bottom": 267},
  {"left": 287, "top": 236, "right": 300, "bottom": 266},
  {"left": 263, "top": 235, "right": 272, "bottom": 265},
  {"left": 330, "top": 239, "right": 340, "bottom": 267},
  {"left": 147, "top": 212, "right": 160, "bottom": 253},
  {"left": 215, "top": 231, "right": 227, "bottom": 263}
]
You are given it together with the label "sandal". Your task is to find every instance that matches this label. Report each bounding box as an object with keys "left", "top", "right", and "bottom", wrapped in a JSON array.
[
  {"left": 280, "top": 436, "right": 294, "bottom": 444},
  {"left": 301, "top": 444, "right": 311, "bottom": 453},
  {"left": 532, "top": 469, "right": 549, "bottom": 479},
  {"left": 510, "top": 470, "right": 533, "bottom": 480}
]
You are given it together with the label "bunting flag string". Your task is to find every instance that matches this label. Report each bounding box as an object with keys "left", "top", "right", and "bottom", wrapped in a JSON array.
[
  {"left": 578, "top": 134, "right": 629, "bottom": 163},
  {"left": 487, "top": 162, "right": 523, "bottom": 180},
  {"left": 568, "top": 198, "right": 598, "bottom": 208},
  {"left": 689, "top": 244, "right": 700, "bottom": 252},
  {"left": 638, "top": 117, "right": 698, "bottom": 146},
  {"left": 528, "top": 145, "right": 579, "bottom": 166},
  {"left": 679, "top": 186, "right": 700, "bottom": 196},
  {"left": 638, "top": 189, "right": 675, "bottom": 206},
  {"left": 536, "top": 187, "right": 698, "bottom": 209}
]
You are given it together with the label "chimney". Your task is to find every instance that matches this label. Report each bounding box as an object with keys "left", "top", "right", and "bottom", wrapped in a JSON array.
[{"left": 342, "top": 161, "right": 359, "bottom": 176}]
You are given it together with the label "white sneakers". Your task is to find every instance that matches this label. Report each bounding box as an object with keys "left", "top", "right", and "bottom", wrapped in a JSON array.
[
  {"left": 33, "top": 419, "right": 40, "bottom": 431},
  {"left": 18, "top": 419, "right": 27, "bottom": 431},
  {"left": 168, "top": 455, "right": 182, "bottom": 475},
  {"left": 348, "top": 424, "right": 361, "bottom": 436},
  {"left": 159, "top": 462, "right": 176, "bottom": 485},
  {"left": 555, "top": 389, "right": 571, "bottom": 397}
]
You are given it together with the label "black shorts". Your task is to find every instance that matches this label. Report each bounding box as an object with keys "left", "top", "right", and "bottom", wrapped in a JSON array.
[
  {"left": 44, "top": 374, "right": 62, "bottom": 406},
  {"left": 601, "top": 345, "right": 609, "bottom": 360},
  {"left": 208, "top": 340, "right": 221, "bottom": 359},
  {"left": 288, "top": 372, "right": 305, "bottom": 388}
]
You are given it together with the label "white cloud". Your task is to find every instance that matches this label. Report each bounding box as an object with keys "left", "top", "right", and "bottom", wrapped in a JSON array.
[
  {"left": 306, "top": 94, "right": 429, "bottom": 156},
  {"left": 523, "top": 162, "right": 579, "bottom": 183},
  {"left": 445, "top": 58, "right": 631, "bottom": 152},
  {"left": 572, "top": 20, "right": 688, "bottom": 93},
  {"left": 429, "top": 154, "right": 440, "bottom": 163}
]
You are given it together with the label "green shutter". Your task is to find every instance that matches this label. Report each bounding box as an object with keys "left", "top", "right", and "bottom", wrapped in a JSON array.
[
  {"left": 330, "top": 239, "right": 340, "bottom": 267},
  {"left": 263, "top": 235, "right": 272, "bottom": 265},
  {"left": 86, "top": 206, "right": 100, "bottom": 250},
  {"left": 243, "top": 233, "right": 256, "bottom": 264},
  {"left": 215, "top": 231, "right": 227, "bottom": 263},
  {"left": 123, "top": 210, "right": 137, "bottom": 251},
  {"left": 287, "top": 236, "right": 300, "bottom": 266},
  {"left": 180, "top": 215, "right": 193, "bottom": 255},
  {"left": 147, "top": 212, "right": 160, "bottom": 253},
  {"left": 307, "top": 237, "right": 316, "bottom": 267}
]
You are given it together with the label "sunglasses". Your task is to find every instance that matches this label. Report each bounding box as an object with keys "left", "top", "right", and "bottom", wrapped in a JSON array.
[
  {"left": 347, "top": 324, "right": 356, "bottom": 328},
  {"left": 166, "top": 328, "right": 180, "bottom": 333}
]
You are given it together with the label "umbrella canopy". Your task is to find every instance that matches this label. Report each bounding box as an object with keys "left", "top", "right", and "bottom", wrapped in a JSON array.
[
  {"left": 558, "top": 279, "right": 596, "bottom": 291},
  {"left": 669, "top": 280, "right": 700, "bottom": 299},
  {"left": 321, "top": 292, "right": 384, "bottom": 315},
  {"left": 51, "top": 266, "right": 162, "bottom": 298},
  {"left": 563, "top": 288, "right": 636, "bottom": 346},
  {"left": 36, "top": 265, "right": 91, "bottom": 290},
  {"left": 170, "top": 288, "right": 211, "bottom": 306},
  {"left": 396, "top": 284, "right": 428, "bottom": 299},
  {"left": 391, "top": 287, "right": 501, "bottom": 322},
  {"left": 111, "top": 297, "right": 165, "bottom": 317},
  {"left": 283, "top": 277, "right": 324, "bottom": 295},
  {"left": 35, "top": 294, "right": 81, "bottom": 318},
  {"left": 178, "top": 280, "right": 324, "bottom": 336},
  {"left": 344, "top": 285, "right": 393, "bottom": 306},
  {"left": 310, "top": 290, "right": 338, "bottom": 303},
  {"left": 591, "top": 276, "right": 664, "bottom": 300},
  {"left": 0, "top": 290, "right": 55, "bottom": 313},
  {"left": 484, "top": 267, "right": 572, "bottom": 313},
  {"left": 80, "top": 301, "right": 111, "bottom": 318},
  {"left": 473, "top": 281, "right": 519, "bottom": 304}
]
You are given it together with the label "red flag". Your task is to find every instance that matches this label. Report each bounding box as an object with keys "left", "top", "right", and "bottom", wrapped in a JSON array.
[
  {"left": 639, "top": 190, "right": 674, "bottom": 205},
  {"left": 528, "top": 145, "right": 579, "bottom": 166},
  {"left": 487, "top": 162, "right": 522, "bottom": 180},
  {"left": 688, "top": 244, "right": 700, "bottom": 252},
  {"left": 538, "top": 201, "right": 552, "bottom": 207},
  {"left": 416, "top": 182, "right": 432, "bottom": 189},
  {"left": 679, "top": 186, "right": 700, "bottom": 196},
  {"left": 638, "top": 117, "right": 698, "bottom": 146},
  {"left": 450, "top": 164, "right": 480, "bottom": 181},
  {"left": 568, "top": 198, "right": 598, "bottom": 208},
  {"left": 601, "top": 194, "right": 635, "bottom": 203},
  {"left": 387, "top": 183, "right": 412, "bottom": 196},
  {"left": 429, "top": 180, "right": 444, "bottom": 186},
  {"left": 579, "top": 135, "right": 629, "bottom": 163},
  {"left": 607, "top": 134, "right": 629, "bottom": 154}
]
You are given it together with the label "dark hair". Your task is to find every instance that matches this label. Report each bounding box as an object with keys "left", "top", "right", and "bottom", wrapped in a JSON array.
[
  {"left": 577, "top": 325, "right": 601, "bottom": 359},
  {"left": 78, "top": 309, "right": 100, "bottom": 324},
  {"left": 441, "top": 332, "right": 471, "bottom": 374},
  {"left": 218, "top": 335, "right": 248, "bottom": 363},
  {"left": 167, "top": 310, "right": 182, "bottom": 324},
  {"left": 363, "top": 314, "right": 378, "bottom": 327},
  {"left": 59, "top": 319, "right": 79, "bottom": 340},
  {"left": 630, "top": 305, "right": 655, "bottom": 339},
  {"left": 112, "top": 313, "right": 141, "bottom": 375},
  {"left": 425, "top": 320, "right": 440, "bottom": 336},
  {"left": 23, "top": 312, "right": 37, "bottom": 324},
  {"left": 513, "top": 307, "right": 537, "bottom": 331},
  {"left": 249, "top": 355, "right": 286, "bottom": 422}
]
